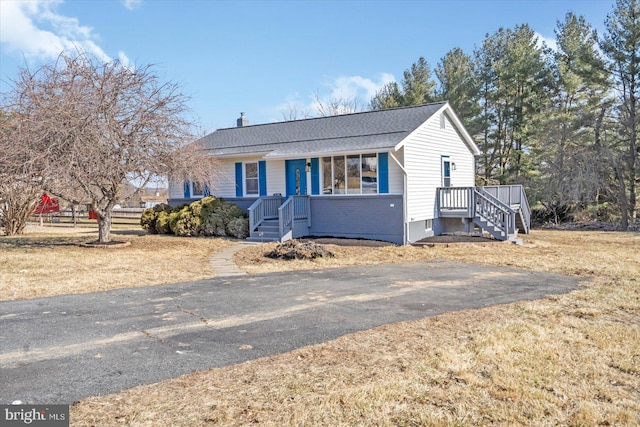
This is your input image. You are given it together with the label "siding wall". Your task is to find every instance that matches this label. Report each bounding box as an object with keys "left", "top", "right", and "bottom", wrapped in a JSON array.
[
  {"left": 210, "top": 158, "right": 288, "bottom": 197},
  {"left": 170, "top": 152, "right": 403, "bottom": 202},
  {"left": 167, "top": 197, "right": 256, "bottom": 210},
  {"left": 388, "top": 148, "right": 404, "bottom": 194},
  {"left": 266, "top": 160, "right": 286, "bottom": 196},
  {"left": 407, "top": 219, "right": 435, "bottom": 242},
  {"left": 168, "top": 180, "right": 184, "bottom": 200},
  {"left": 309, "top": 195, "right": 403, "bottom": 244},
  {"left": 212, "top": 160, "right": 239, "bottom": 197},
  {"left": 403, "top": 111, "right": 475, "bottom": 222}
]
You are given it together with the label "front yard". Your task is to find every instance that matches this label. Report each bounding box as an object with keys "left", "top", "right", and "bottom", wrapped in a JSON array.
[
  {"left": 0, "top": 226, "right": 231, "bottom": 301},
  {"left": 2, "top": 226, "right": 639, "bottom": 425}
]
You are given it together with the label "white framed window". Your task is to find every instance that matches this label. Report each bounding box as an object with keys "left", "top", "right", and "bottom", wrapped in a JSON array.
[
  {"left": 192, "top": 181, "right": 204, "bottom": 197},
  {"left": 245, "top": 162, "right": 259, "bottom": 195},
  {"left": 346, "top": 155, "right": 360, "bottom": 194},
  {"left": 361, "top": 153, "right": 378, "bottom": 194},
  {"left": 425, "top": 219, "right": 433, "bottom": 231},
  {"left": 321, "top": 154, "right": 378, "bottom": 195}
]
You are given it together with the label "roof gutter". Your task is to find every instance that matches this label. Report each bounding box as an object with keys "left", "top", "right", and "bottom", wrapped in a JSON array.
[{"left": 262, "top": 146, "right": 397, "bottom": 160}]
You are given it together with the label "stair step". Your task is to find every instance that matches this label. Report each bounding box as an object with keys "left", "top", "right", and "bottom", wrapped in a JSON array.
[
  {"left": 253, "top": 231, "right": 279, "bottom": 237},
  {"left": 246, "top": 236, "right": 279, "bottom": 243}
]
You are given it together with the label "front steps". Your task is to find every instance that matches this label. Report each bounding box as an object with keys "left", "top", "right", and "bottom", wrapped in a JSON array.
[{"left": 247, "top": 219, "right": 280, "bottom": 242}]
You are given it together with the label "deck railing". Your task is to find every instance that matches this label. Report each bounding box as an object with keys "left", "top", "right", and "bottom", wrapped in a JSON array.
[
  {"left": 474, "top": 188, "right": 516, "bottom": 235},
  {"left": 248, "top": 196, "right": 283, "bottom": 233},
  {"left": 481, "top": 185, "right": 530, "bottom": 233},
  {"left": 278, "top": 197, "right": 293, "bottom": 238},
  {"left": 436, "top": 186, "right": 532, "bottom": 240},
  {"left": 278, "top": 195, "right": 310, "bottom": 239},
  {"left": 437, "top": 187, "right": 475, "bottom": 217}
]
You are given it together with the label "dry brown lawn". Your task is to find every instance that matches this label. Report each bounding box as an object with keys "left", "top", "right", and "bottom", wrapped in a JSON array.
[
  {"left": 3, "top": 228, "right": 639, "bottom": 425},
  {"left": 72, "top": 230, "right": 639, "bottom": 426},
  {"left": 0, "top": 226, "right": 231, "bottom": 301}
]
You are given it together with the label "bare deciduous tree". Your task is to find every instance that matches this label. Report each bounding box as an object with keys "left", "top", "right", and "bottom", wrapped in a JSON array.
[
  {"left": 0, "top": 111, "right": 47, "bottom": 235},
  {"left": 314, "top": 91, "right": 364, "bottom": 117},
  {"left": 280, "top": 102, "right": 312, "bottom": 121},
  {"left": 5, "top": 53, "right": 216, "bottom": 242}
]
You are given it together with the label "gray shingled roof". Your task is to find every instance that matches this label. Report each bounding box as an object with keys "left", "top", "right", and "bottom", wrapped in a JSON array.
[{"left": 199, "top": 102, "right": 447, "bottom": 158}]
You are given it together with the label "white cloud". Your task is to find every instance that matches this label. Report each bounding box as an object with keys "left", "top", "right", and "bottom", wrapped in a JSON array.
[
  {"left": 327, "top": 73, "right": 395, "bottom": 102},
  {"left": 274, "top": 73, "right": 396, "bottom": 120},
  {"left": 121, "top": 0, "right": 142, "bottom": 11},
  {"left": 118, "top": 50, "right": 132, "bottom": 69},
  {"left": 0, "top": 0, "right": 117, "bottom": 64},
  {"left": 534, "top": 31, "right": 558, "bottom": 52},
  {"left": 276, "top": 73, "right": 396, "bottom": 119}
]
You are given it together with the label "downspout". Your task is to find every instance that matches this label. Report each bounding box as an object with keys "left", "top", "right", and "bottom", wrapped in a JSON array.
[{"left": 389, "top": 152, "right": 411, "bottom": 245}]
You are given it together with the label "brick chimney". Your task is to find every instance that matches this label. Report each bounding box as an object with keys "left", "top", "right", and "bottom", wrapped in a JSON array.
[{"left": 237, "top": 112, "right": 249, "bottom": 127}]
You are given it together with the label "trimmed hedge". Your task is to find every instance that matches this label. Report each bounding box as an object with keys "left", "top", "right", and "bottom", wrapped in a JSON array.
[{"left": 141, "top": 196, "right": 249, "bottom": 239}]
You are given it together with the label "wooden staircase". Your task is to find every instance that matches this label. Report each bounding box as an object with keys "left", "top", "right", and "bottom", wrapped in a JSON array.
[
  {"left": 248, "top": 219, "right": 280, "bottom": 242},
  {"left": 247, "top": 195, "right": 310, "bottom": 243},
  {"left": 437, "top": 185, "right": 531, "bottom": 243}
]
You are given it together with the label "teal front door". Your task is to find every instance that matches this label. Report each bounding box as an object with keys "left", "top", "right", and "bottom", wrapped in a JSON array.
[{"left": 285, "top": 159, "right": 307, "bottom": 197}]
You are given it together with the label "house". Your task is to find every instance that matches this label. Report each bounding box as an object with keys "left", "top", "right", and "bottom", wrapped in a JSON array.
[{"left": 168, "top": 101, "right": 530, "bottom": 244}]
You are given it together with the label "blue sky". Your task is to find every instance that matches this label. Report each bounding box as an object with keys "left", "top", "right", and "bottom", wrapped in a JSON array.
[{"left": 1, "top": 0, "right": 615, "bottom": 133}]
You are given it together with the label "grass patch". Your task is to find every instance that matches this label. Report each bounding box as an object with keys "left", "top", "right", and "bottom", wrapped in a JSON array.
[
  {"left": 0, "top": 227, "right": 231, "bottom": 301},
  {"left": 68, "top": 229, "right": 640, "bottom": 426},
  {"left": 3, "top": 228, "right": 639, "bottom": 425}
]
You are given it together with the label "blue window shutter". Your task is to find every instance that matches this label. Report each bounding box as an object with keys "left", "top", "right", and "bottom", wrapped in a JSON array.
[
  {"left": 183, "top": 182, "right": 191, "bottom": 198},
  {"left": 235, "top": 162, "right": 243, "bottom": 197},
  {"left": 203, "top": 184, "right": 210, "bottom": 196},
  {"left": 310, "top": 158, "right": 320, "bottom": 195},
  {"left": 258, "top": 160, "right": 267, "bottom": 196},
  {"left": 378, "top": 152, "right": 389, "bottom": 194}
]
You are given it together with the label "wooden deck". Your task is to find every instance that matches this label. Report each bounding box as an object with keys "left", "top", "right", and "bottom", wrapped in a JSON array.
[{"left": 437, "top": 186, "right": 531, "bottom": 241}]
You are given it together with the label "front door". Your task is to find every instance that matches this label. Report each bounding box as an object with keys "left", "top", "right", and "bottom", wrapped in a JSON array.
[
  {"left": 285, "top": 159, "right": 307, "bottom": 197},
  {"left": 441, "top": 156, "right": 452, "bottom": 187}
]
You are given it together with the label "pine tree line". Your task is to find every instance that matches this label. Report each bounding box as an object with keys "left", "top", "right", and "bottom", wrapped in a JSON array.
[{"left": 370, "top": 0, "right": 639, "bottom": 228}]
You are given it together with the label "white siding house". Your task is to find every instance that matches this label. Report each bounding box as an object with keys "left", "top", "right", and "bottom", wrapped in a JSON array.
[{"left": 169, "top": 102, "right": 530, "bottom": 244}]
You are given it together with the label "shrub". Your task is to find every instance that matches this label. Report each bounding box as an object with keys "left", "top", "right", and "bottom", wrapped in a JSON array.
[
  {"left": 146, "top": 196, "right": 247, "bottom": 238},
  {"left": 172, "top": 206, "right": 200, "bottom": 237},
  {"left": 227, "top": 217, "right": 250, "bottom": 239},
  {"left": 265, "top": 240, "right": 334, "bottom": 260},
  {"left": 140, "top": 203, "right": 172, "bottom": 233},
  {"left": 199, "top": 212, "right": 227, "bottom": 236},
  {"left": 168, "top": 209, "right": 182, "bottom": 235},
  {"left": 198, "top": 196, "right": 246, "bottom": 237},
  {"left": 155, "top": 210, "right": 172, "bottom": 234}
]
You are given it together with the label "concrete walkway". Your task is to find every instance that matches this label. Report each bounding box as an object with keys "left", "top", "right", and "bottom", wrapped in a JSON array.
[{"left": 208, "top": 241, "right": 255, "bottom": 277}]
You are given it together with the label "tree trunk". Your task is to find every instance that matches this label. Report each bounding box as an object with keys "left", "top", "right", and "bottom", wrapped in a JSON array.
[
  {"left": 97, "top": 212, "right": 112, "bottom": 243},
  {"left": 1, "top": 188, "right": 39, "bottom": 236},
  {"left": 71, "top": 204, "right": 77, "bottom": 227},
  {"left": 616, "top": 165, "right": 629, "bottom": 230}
]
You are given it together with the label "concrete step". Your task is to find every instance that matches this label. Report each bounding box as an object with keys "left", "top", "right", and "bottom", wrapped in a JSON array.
[{"left": 246, "top": 236, "right": 279, "bottom": 243}]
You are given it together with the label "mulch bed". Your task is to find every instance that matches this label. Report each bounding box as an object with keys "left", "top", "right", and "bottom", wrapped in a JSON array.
[
  {"left": 79, "top": 241, "right": 131, "bottom": 249},
  {"left": 413, "top": 234, "right": 502, "bottom": 247}
]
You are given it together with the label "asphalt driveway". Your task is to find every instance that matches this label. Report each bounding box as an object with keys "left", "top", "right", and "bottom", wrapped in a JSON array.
[{"left": 0, "top": 261, "right": 581, "bottom": 404}]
